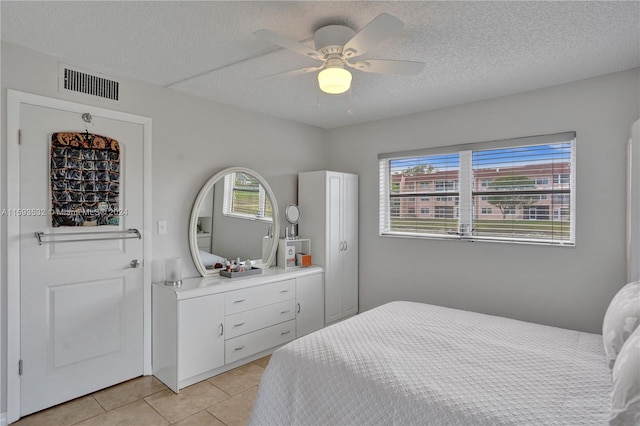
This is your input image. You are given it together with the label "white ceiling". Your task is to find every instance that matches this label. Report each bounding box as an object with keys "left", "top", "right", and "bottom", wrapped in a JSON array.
[{"left": 2, "top": 1, "right": 639, "bottom": 129}]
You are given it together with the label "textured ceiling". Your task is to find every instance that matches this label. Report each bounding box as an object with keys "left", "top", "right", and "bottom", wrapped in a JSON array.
[{"left": 2, "top": 1, "right": 639, "bottom": 129}]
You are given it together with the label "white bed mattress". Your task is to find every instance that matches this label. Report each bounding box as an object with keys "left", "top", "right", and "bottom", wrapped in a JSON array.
[{"left": 249, "top": 301, "right": 611, "bottom": 425}]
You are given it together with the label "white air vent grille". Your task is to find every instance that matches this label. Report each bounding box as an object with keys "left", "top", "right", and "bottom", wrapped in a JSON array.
[{"left": 61, "top": 66, "right": 119, "bottom": 101}]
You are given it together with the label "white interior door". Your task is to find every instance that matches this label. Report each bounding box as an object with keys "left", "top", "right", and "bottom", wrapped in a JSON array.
[
  {"left": 341, "top": 174, "right": 358, "bottom": 318},
  {"left": 18, "top": 102, "right": 145, "bottom": 416},
  {"left": 325, "top": 173, "right": 343, "bottom": 324}
]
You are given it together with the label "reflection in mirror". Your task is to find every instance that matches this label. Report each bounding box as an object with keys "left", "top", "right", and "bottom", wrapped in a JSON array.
[{"left": 189, "top": 167, "right": 280, "bottom": 277}]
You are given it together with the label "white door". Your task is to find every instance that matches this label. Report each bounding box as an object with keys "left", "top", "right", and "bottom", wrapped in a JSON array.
[
  {"left": 296, "top": 273, "right": 324, "bottom": 337},
  {"left": 18, "top": 103, "right": 145, "bottom": 416},
  {"left": 325, "top": 173, "right": 343, "bottom": 324},
  {"left": 341, "top": 174, "right": 359, "bottom": 318},
  {"left": 179, "top": 294, "right": 225, "bottom": 384}
]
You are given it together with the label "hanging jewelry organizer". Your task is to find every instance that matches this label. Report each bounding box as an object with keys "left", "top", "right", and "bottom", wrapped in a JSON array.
[{"left": 49, "top": 112, "right": 122, "bottom": 227}]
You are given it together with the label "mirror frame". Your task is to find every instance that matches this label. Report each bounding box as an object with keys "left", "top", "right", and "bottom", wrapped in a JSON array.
[
  {"left": 189, "top": 166, "right": 280, "bottom": 277},
  {"left": 284, "top": 204, "right": 300, "bottom": 224}
]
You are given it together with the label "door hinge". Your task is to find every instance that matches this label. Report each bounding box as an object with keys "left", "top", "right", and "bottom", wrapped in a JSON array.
[
  {"left": 18, "top": 359, "right": 23, "bottom": 376},
  {"left": 18, "top": 129, "right": 22, "bottom": 145}
]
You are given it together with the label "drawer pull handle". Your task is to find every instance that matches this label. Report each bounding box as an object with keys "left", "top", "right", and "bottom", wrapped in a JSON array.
[
  {"left": 280, "top": 290, "right": 289, "bottom": 293},
  {"left": 297, "top": 303, "right": 301, "bottom": 313},
  {"left": 233, "top": 322, "right": 245, "bottom": 327},
  {"left": 233, "top": 299, "right": 245, "bottom": 304},
  {"left": 281, "top": 330, "right": 291, "bottom": 336},
  {"left": 219, "top": 323, "right": 224, "bottom": 336},
  {"left": 281, "top": 310, "right": 290, "bottom": 314},
  {"left": 234, "top": 346, "right": 245, "bottom": 351}
]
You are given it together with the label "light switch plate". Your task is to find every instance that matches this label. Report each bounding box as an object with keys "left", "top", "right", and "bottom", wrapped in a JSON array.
[{"left": 157, "top": 220, "right": 167, "bottom": 235}]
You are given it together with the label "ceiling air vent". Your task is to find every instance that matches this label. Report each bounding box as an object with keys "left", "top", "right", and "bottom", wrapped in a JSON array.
[{"left": 59, "top": 64, "right": 120, "bottom": 101}]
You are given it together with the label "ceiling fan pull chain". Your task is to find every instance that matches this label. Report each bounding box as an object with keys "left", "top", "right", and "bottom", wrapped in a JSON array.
[{"left": 347, "top": 86, "right": 354, "bottom": 115}]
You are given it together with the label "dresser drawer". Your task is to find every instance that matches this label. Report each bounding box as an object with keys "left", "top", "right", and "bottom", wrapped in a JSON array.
[
  {"left": 225, "top": 319, "right": 296, "bottom": 364},
  {"left": 225, "top": 279, "right": 295, "bottom": 315},
  {"left": 225, "top": 299, "right": 296, "bottom": 340}
]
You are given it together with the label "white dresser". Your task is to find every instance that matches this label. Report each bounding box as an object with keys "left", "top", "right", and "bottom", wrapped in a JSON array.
[{"left": 152, "top": 266, "right": 323, "bottom": 392}]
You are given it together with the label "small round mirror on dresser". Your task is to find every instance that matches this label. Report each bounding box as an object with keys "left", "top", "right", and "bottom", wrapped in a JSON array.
[
  {"left": 284, "top": 204, "right": 300, "bottom": 224},
  {"left": 189, "top": 166, "right": 280, "bottom": 277},
  {"left": 284, "top": 204, "right": 301, "bottom": 238}
]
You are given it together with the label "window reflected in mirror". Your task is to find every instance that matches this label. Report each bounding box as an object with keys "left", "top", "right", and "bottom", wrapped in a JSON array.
[{"left": 222, "top": 172, "right": 273, "bottom": 221}]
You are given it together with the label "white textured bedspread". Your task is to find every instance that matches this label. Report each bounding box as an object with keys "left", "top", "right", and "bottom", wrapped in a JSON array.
[{"left": 249, "top": 301, "right": 611, "bottom": 425}]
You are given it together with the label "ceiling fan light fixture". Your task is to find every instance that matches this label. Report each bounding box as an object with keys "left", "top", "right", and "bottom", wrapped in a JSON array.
[{"left": 318, "top": 66, "right": 352, "bottom": 95}]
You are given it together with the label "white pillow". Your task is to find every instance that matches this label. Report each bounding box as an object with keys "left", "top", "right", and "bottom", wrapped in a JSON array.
[
  {"left": 199, "top": 250, "right": 226, "bottom": 267},
  {"left": 610, "top": 326, "right": 640, "bottom": 425},
  {"left": 603, "top": 281, "right": 640, "bottom": 370}
]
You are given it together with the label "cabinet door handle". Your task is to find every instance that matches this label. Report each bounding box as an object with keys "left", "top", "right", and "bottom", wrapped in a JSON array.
[
  {"left": 233, "top": 299, "right": 245, "bottom": 304},
  {"left": 344, "top": 241, "right": 348, "bottom": 251},
  {"left": 219, "top": 323, "right": 224, "bottom": 336},
  {"left": 297, "top": 303, "right": 301, "bottom": 313},
  {"left": 281, "top": 330, "right": 291, "bottom": 336},
  {"left": 233, "top": 322, "right": 245, "bottom": 327},
  {"left": 280, "top": 310, "right": 290, "bottom": 314},
  {"left": 234, "top": 346, "right": 245, "bottom": 351},
  {"left": 280, "top": 290, "right": 289, "bottom": 293}
]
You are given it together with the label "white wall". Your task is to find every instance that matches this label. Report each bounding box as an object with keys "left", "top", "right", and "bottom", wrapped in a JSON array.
[
  {"left": 0, "top": 41, "right": 329, "bottom": 413},
  {"left": 328, "top": 68, "right": 640, "bottom": 335},
  {"left": 2, "top": 39, "right": 639, "bottom": 416}
]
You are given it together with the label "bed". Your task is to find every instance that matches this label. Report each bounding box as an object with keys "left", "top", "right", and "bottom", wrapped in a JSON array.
[{"left": 249, "top": 283, "right": 640, "bottom": 426}]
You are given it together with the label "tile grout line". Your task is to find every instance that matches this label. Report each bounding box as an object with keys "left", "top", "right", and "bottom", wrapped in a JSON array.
[
  {"left": 91, "top": 394, "right": 109, "bottom": 413},
  {"left": 141, "top": 398, "right": 172, "bottom": 425},
  {"left": 67, "top": 396, "right": 106, "bottom": 426}
]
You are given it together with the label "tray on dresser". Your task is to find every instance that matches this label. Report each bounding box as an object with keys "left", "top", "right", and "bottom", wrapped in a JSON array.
[{"left": 220, "top": 267, "right": 262, "bottom": 278}]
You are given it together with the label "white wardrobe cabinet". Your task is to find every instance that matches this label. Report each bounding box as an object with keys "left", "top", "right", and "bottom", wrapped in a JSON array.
[{"left": 298, "top": 171, "right": 358, "bottom": 325}]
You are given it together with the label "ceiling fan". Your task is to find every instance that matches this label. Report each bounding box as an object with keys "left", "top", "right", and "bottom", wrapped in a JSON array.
[{"left": 254, "top": 13, "right": 425, "bottom": 95}]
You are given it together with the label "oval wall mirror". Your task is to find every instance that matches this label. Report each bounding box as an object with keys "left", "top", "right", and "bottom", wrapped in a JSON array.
[{"left": 189, "top": 166, "right": 280, "bottom": 277}]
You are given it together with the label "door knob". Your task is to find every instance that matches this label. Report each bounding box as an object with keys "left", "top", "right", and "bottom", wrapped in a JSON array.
[{"left": 129, "top": 259, "right": 141, "bottom": 268}]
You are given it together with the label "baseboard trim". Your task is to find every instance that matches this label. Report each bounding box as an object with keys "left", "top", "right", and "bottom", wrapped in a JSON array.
[{"left": 1, "top": 411, "right": 7, "bottom": 426}]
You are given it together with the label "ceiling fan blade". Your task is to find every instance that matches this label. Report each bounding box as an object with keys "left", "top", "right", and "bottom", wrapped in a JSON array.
[
  {"left": 256, "top": 65, "right": 325, "bottom": 80},
  {"left": 342, "top": 13, "right": 404, "bottom": 58},
  {"left": 254, "top": 29, "right": 324, "bottom": 61},
  {"left": 350, "top": 59, "right": 425, "bottom": 75}
]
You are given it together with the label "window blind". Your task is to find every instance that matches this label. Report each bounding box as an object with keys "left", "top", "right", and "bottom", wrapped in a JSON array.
[{"left": 379, "top": 132, "right": 576, "bottom": 246}]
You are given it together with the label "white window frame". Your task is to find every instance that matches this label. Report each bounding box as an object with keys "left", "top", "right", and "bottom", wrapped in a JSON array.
[{"left": 378, "top": 132, "right": 576, "bottom": 246}]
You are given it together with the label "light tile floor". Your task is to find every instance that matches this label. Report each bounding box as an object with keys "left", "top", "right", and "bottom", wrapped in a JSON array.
[{"left": 13, "top": 356, "right": 270, "bottom": 426}]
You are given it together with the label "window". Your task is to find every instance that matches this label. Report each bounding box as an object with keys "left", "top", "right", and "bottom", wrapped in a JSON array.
[
  {"left": 379, "top": 132, "right": 575, "bottom": 245},
  {"left": 552, "top": 194, "right": 570, "bottom": 204},
  {"left": 534, "top": 177, "right": 549, "bottom": 185},
  {"left": 420, "top": 197, "right": 430, "bottom": 201},
  {"left": 436, "top": 180, "right": 458, "bottom": 192},
  {"left": 419, "top": 181, "right": 430, "bottom": 190},
  {"left": 435, "top": 206, "right": 454, "bottom": 218},
  {"left": 420, "top": 207, "right": 430, "bottom": 214},
  {"left": 222, "top": 172, "right": 273, "bottom": 222},
  {"left": 553, "top": 174, "right": 570, "bottom": 184}
]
